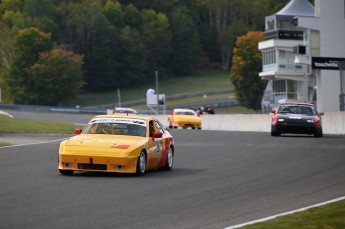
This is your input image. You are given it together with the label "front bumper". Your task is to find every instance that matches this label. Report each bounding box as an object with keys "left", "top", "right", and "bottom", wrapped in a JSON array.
[
  {"left": 272, "top": 123, "right": 321, "bottom": 135},
  {"left": 58, "top": 154, "right": 138, "bottom": 173}
]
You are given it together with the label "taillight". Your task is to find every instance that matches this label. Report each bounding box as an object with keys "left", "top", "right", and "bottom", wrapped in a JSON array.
[
  {"left": 272, "top": 115, "right": 278, "bottom": 124},
  {"left": 314, "top": 116, "right": 321, "bottom": 125}
]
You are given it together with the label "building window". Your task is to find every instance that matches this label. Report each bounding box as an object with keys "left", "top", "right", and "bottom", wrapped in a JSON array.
[
  {"left": 310, "top": 30, "right": 320, "bottom": 56},
  {"left": 272, "top": 80, "right": 299, "bottom": 104},
  {"left": 262, "top": 49, "right": 277, "bottom": 71}
]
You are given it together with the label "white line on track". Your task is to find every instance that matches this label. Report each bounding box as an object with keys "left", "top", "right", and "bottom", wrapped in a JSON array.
[
  {"left": 224, "top": 196, "right": 345, "bottom": 229},
  {"left": 0, "top": 138, "right": 69, "bottom": 149}
]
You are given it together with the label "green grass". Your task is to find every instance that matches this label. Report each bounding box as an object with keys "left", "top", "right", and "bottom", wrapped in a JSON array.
[
  {"left": 67, "top": 71, "right": 232, "bottom": 107},
  {"left": 0, "top": 142, "right": 12, "bottom": 147},
  {"left": 242, "top": 199, "right": 345, "bottom": 229},
  {"left": 0, "top": 115, "right": 79, "bottom": 134}
]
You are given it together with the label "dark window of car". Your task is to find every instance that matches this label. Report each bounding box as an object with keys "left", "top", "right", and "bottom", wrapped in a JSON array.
[
  {"left": 83, "top": 122, "right": 146, "bottom": 136},
  {"left": 278, "top": 104, "right": 316, "bottom": 115},
  {"left": 149, "top": 121, "right": 155, "bottom": 137},
  {"left": 175, "top": 111, "right": 195, "bottom": 115}
]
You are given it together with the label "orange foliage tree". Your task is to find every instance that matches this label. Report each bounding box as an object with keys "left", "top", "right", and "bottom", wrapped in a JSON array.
[{"left": 230, "top": 31, "right": 265, "bottom": 110}]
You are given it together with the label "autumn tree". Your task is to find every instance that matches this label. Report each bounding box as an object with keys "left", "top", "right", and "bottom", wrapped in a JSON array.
[
  {"left": 230, "top": 31, "right": 265, "bottom": 110},
  {"left": 5, "top": 27, "right": 54, "bottom": 104},
  {"left": 25, "top": 47, "right": 84, "bottom": 105}
]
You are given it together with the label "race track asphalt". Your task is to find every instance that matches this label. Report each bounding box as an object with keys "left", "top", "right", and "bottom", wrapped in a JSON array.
[{"left": 1, "top": 129, "right": 345, "bottom": 229}]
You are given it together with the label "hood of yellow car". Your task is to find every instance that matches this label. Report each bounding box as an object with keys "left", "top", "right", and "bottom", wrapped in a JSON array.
[{"left": 64, "top": 134, "right": 146, "bottom": 155}]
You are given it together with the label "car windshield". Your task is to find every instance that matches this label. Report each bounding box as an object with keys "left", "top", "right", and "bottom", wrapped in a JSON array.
[
  {"left": 175, "top": 111, "right": 195, "bottom": 115},
  {"left": 115, "top": 109, "right": 137, "bottom": 114},
  {"left": 82, "top": 118, "right": 146, "bottom": 137},
  {"left": 278, "top": 104, "right": 316, "bottom": 115}
]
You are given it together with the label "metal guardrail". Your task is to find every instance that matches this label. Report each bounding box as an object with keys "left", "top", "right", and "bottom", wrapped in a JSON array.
[
  {"left": 0, "top": 90, "right": 238, "bottom": 115},
  {"left": 88, "top": 89, "right": 234, "bottom": 108},
  {"left": 0, "top": 104, "right": 107, "bottom": 114}
]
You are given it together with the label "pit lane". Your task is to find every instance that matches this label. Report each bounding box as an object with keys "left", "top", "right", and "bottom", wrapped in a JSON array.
[{"left": 1, "top": 129, "right": 345, "bottom": 229}]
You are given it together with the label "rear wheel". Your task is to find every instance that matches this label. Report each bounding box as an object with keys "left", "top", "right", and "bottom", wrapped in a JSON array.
[
  {"left": 164, "top": 147, "right": 173, "bottom": 170},
  {"left": 59, "top": 169, "right": 74, "bottom": 175},
  {"left": 136, "top": 151, "right": 146, "bottom": 176}
]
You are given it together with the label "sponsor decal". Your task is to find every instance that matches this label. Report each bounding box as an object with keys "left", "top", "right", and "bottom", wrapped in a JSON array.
[
  {"left": 312, "top": 57, "right": 345, "bottom": 70},
  {"left": 111, "top": 145, "right": 130, "bottom": 149},
  {"left": 289, "top": 116, "right": 302, "bottom": 119},
  {"left": 91, "top": 118, "right": 146, "bottom": 127}
]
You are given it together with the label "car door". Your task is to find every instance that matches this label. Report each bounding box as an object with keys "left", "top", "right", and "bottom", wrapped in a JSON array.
[{"left": 147, "top": 120, "right": 163, "bottom": 169}]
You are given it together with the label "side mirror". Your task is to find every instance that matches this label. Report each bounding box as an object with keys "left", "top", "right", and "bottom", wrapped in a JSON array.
[
  {"left": 152, "top": 132, "right": 162, "bottom": 141},
  {"left": 75, "top": 128, "right": 82, "bottom": 135},
  {"left": 270, "top": 110, "right": 276, "bottom": 114}
]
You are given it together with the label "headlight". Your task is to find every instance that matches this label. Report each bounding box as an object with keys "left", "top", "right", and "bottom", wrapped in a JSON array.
[
  {"left": 62, "top": 162, "right": 72, "bottom": 168},
  {"left": 114, "top": 165, "right": 126, "bottom": 170}
]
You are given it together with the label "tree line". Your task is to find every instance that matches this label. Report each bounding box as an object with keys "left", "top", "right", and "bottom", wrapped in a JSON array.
[{"left": 0, "top": 0, "right": 289, "bottom": 106}]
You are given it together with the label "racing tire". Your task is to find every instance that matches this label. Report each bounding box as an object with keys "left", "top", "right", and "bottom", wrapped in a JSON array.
[
  {"left": 271, "top": 126, "right": 280, "bottom": 136},
  {"left": 164, "top": 147, "right": 173, "bottom": 171},
  {"left": 271, "top": 131, "right": 280, "bottom": 137},
  {"left": 136, "top": 151, "right": 147, "bottom": 176},
  {"left": 59, "top": 169, "right": 74, "bottom": 175},
  {"left": 314, "top": 129, "right": 323, "bottom": 138}
]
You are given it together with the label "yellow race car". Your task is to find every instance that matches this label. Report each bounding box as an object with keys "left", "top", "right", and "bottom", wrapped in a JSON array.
[
  {"left": 58, "top": 115, "right": 174, "bottom": 176},
  {"left": 168, "top": 108, "right": 202, "bottom": 129}
]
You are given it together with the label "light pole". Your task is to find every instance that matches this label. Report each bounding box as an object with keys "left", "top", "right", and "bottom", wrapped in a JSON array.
[
  {"left": 339, "top": 61, "right": 345, "bottom": 111},
  {"left": 117, "top": 88, "right": 121, "bottom": 107},
  {"left": 155, "top": 67, "right": 159, "bottom": 115}
]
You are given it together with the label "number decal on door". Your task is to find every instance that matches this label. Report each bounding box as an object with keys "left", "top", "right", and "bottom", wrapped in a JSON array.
[{"left": 155, "top": 140, "right": 161, "bottom": 155}]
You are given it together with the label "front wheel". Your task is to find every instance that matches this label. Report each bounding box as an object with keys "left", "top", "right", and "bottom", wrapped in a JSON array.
[
  {"left": 136, "top": 151, "right": 147, "bottom": 176},
  {"left": 271, "top": 131, "right": 280, "bottom": 136},
  {"left": 271, "top": 126, "right": 280, "bottom": 136},
  {"left": 164, "top": 147, "right": 173, "bottom": 170},
  {"left": 314, "top": 128, "right": 323, "bottom": 137}
]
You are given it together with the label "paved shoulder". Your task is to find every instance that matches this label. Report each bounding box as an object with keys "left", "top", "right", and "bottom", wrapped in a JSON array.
[{"left": 0, "top": 133, "right": 74, "bottom": 145}]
